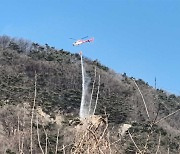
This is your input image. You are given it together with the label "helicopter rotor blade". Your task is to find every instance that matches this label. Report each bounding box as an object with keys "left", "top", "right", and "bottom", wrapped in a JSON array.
[
  {"left": 81, "top": 36, "right": 88, "bottom": 39},
  {"left": 69, "top": 38, "right": 76, "bottom": 40}
]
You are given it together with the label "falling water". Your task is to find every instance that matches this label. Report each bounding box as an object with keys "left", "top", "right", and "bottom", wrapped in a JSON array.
[{"left": 79, "top": 52, "right": 90, "bottom": 119}]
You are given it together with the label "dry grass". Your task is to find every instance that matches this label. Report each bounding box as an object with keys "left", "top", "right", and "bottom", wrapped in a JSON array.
[{"left": 71, "top": 115, "right": 113, "bottom": 154}]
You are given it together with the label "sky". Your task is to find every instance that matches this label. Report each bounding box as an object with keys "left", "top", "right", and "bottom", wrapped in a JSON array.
[{"left": 0, "top": 0, "right": 180, "bottom": 95}]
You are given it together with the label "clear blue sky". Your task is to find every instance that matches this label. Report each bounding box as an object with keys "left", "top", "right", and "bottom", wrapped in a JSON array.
[{"left": 0, "top": 0, "right": 180, "bottom": 95}]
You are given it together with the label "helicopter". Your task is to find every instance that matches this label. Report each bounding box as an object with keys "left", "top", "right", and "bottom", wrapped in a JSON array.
[{"left": 70, "top": 36, "right": 94, "bottom": 46}]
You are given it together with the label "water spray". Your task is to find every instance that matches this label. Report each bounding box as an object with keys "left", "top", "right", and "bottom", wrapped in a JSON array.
[
  {"left": 79, "top": 51, "right": 90, "bottom": 119},
  {"left": 79, "top": 51, "right": 100, "bottom": 119}
]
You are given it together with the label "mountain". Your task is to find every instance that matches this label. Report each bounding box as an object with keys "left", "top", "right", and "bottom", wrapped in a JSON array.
[{"left": 0, "top": 35, "right": 180, "bottom": 154}]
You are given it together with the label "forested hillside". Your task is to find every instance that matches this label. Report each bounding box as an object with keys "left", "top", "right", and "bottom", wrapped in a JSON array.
[{"left": 0, "top": 35, "right": 180, "bottom": 154}]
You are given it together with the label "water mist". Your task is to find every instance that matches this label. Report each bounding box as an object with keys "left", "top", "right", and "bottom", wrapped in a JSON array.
[{"left": 79, "top": 52, "right": 91, "bottom": 119}]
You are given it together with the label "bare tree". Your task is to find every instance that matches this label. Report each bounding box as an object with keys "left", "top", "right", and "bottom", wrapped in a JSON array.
[
  {"left": 16, "top": 38, "right": 32, "bottom": 53},
  {"left": 0, "top": 35, "right": 11, "bottom": 49},
  {"left": 30, "top": 71, "right": 37, "bottom": 154}
]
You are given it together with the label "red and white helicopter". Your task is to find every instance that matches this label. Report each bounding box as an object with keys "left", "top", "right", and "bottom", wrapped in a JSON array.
[{"left": 70, "top": 36, "right": 94, "bottom": 46}]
